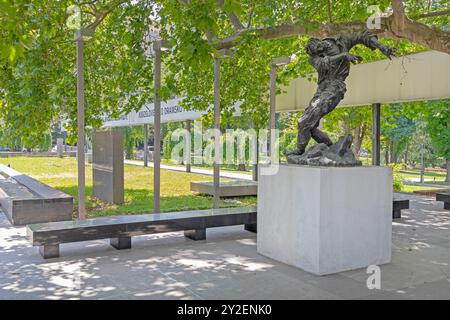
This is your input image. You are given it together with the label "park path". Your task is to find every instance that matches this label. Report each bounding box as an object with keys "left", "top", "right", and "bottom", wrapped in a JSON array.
[
  {"left": 124, "top": 159, "right": 253, "bottom": 181},
  {"left": 402, "top": 181, "right": 450, "bottom": 189},
  {"left": 1, "top": 192, "right": 449, "bottom": 299}
]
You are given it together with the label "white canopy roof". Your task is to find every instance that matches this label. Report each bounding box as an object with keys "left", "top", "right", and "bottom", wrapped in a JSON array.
[{"left": 276, "top": 50, "right": 450, "bottom": 111}]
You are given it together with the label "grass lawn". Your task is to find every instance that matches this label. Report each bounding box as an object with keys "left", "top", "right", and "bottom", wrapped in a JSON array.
[
  {"left": 0, "top": 157, "right": 256, "bottom": 218},
  {"left": 400, "top": 184, "right": 447, "bottom": 193},
  {"left": 399, "top": 169, "right": 449, "bottom": 185}
]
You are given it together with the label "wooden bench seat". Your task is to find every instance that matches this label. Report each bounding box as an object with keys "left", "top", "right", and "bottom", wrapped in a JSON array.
[{"left": 27, "top": 206, "right": 257, "bottom": 259}]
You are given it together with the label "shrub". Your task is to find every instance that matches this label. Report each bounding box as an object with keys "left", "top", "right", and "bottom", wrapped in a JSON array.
[{"left": 388, "top": 163, "right": 404, "bottom": 192}]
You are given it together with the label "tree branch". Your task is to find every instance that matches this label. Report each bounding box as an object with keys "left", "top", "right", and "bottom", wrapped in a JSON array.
[
  {"left": 213, "top": 1, "right": 450, "bottom": 55},
  {"left": 216, "top": 0, "right": 244, "bottom": 31},
  {"left": 229, "top": 11, "right": 245, "bottom": 30},
  {"left": 385, "top": 0, "right": 450, "bottom": 54},
  {"left": 79, "top": 0, "right": 100, "bottom": 5},
  {"left": 327, "top": 0, "right": 333, "bottom": 23},
  {"left": 415, "top": 9, "right": 450, "bottom": 19},
  {"left": 215, "top": 21, "right": 383, "bottom": 50},
  {"left": 81, "top": 10, "right": 97, "bottom": 18},
  {"left": 85, "top": 0, "right": 127, "bottom": 33},
  {"left": 247, "top": 9, "right": 254, "bottom": 28},
  {"left": 384, "top": 13, "right": 450, "bottom": 54}
]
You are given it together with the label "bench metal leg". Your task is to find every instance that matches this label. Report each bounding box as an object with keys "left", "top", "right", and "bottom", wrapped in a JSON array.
[
  {"left": 184, "top": 229, "right": 206, "bottom": 241},
  {"left": 39, "top": 244, "right": 60, "bottom": 259},
  {"left": 392, "top": 209, "right": 401, "bottom": 219},
  {"left": 244, "top": 223, "right": 257, "bottom": 233},
  {"left": 444, "top": 202, "right": 450, "bottom": 210},
  {"left": 110, "top": 237, "right": 132, "bottom": 250}
]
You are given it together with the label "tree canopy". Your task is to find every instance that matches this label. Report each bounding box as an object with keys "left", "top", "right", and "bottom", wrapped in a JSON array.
[{"left": 0, "top": 0, "right": 448, "bottom": 147}]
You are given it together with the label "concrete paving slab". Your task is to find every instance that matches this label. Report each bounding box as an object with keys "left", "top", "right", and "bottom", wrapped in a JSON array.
[{"left": 0, "top": 193, "right": 449, "bottom": 300}]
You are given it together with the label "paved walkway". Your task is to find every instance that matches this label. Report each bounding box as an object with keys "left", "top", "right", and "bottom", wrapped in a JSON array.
[
  {"left": 0, "top": 193, "right": 449, "bottom": 299},
  {"left": 402, "top": 180, "right": 450, "bottom": 189},
  {"left": 124, "top": 160, "right": 253, "bottom": 181}
]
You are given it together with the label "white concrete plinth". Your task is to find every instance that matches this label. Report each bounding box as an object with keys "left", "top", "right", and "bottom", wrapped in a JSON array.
[{"left": 257, "top": 165, "right": 392, "bottom": 275}]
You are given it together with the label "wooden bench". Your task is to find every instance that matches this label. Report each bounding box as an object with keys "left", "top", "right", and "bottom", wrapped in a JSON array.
[
  {"left": 436, "top": 192, "right": 450, "bottom": 210},
  {"left": 27, "top": 206, "right": 257, "bottom": 259},
  {"left": 392, "top": 199, "right": 410, "bottom": 219}
]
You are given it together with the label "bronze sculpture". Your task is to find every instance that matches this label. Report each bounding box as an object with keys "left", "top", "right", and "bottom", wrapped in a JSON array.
[{"left": 286, "top": 31, "right": 396, "bottom": 166}]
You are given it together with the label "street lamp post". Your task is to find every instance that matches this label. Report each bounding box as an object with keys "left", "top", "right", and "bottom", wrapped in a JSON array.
[
  {"left": 269, "top": 57, "right": 290, "bottom": 161},
  {"left": 186, "top": 120, "right": 191, "bottom": 173},
  {"left": 75, "top": 28, "right": 93, "bottom": 220},
  {"left": 213, "top": 49, "right": 234, "bottom": 209},
  {"left": 143, "top": 124, "right": 148, "bottom": 167},
  {"left": 152, "top": 39, "right": 171, "bottom": 213}
]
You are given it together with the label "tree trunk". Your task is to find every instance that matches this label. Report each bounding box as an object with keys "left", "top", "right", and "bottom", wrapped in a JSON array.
[
  {"left": 352, "top": 122, "right": 367, "bottom": 160},
  {"left": 389, "top": 140, "right": 394, "bottom": 163},
  {"left": 446, "top": 159, "right": 450, "bottom": 183},
  {"left": 352, "top": 125, "right": 361, "bottom": 159},
  {"left": 420, "top": 149, "right": 425, "bottom": 183},
  {"left": 404, "top": 143, "right": 409, "bottom": 166}
]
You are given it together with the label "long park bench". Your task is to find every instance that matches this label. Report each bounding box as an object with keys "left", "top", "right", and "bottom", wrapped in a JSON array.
[
  {"left": 27, "top": 206, "right": 257, "bottom": 259},
  {"left": 435, "top": 192, "right": 450, "bottom": 210}
]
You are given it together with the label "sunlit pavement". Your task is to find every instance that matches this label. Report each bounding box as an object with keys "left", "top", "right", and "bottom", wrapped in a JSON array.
[{"left": 0, "top": 193, "right": 449, "bottom": 300}]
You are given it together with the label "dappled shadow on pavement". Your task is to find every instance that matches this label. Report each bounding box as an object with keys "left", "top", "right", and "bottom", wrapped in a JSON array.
[{"left": 0, "top": 193, "right": 449, "bottom": 300}]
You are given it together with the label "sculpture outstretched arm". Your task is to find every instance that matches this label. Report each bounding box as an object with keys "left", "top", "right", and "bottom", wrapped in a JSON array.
[
  {"left": 340, "top": 31, "right": 396, "bottom": 59},
  {"left": 365, "top": 35, "right": 397, "bottom": 60}
]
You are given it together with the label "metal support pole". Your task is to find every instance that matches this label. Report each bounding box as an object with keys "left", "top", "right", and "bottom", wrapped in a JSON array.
[
  {"left": 269, "top": 64, "right": 277, "bottom": 158},
  {"left": 143, "top": 124, "right": 148, "bottom": 167},
  {"left": 269, "top": 57, "right": 290, "bottom": 162},
  {"left": 153, "top": 46, "right": 162, "bottom": 213},
  {"left": 372, "top": 103, "right": 381, "bottom": 166},
  {"left": 252, "top": 142, "right": 258, "bottom": 182},
  {"left": 213, "top": 57, "right": 221, "bottom": 209},
  {"left": 76, "top": 30, "right": 86, "bottom": 220},
  {"left": 186, "top": 120, "right": 191, "bottom": 173}
]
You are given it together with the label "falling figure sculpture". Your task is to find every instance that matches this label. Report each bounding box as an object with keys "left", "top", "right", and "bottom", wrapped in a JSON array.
[{"left": 286, "top": 31, "right": 396, "bottom": 166}]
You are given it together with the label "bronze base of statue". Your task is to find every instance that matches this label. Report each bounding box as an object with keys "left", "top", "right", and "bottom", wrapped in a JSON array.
[{"left": 286, "top": 134, "right": 362, "bottom": 167}]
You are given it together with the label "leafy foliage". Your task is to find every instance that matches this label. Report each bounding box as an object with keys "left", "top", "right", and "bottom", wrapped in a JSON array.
[{"left": 0, "top": 0, "right": 448, "bottom": 148}]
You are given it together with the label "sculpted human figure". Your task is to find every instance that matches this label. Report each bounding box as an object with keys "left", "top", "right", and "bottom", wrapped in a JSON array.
[{"left": 289, "top": 31, "right": 396, "bottom": 157}]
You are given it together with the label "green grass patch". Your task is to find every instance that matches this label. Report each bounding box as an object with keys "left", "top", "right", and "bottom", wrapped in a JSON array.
[
  {"left": 0, "top": 157, "right": 256, "bottom": 218},
  {"left": 400, "top": 184, "right": 447, "bottom": 193},
  {"left": 399, "top": 169, "right": 448, "bottom": 183}
]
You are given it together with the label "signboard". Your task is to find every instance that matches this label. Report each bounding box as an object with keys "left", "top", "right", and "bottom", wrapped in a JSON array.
[{"left": 102, "top": 97, "right": 241, "bottom": 127}]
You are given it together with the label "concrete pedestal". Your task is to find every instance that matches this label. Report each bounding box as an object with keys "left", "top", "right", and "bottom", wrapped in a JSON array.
[{"left": 257, "top": 165, "right": 392, "bottom": 275}]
